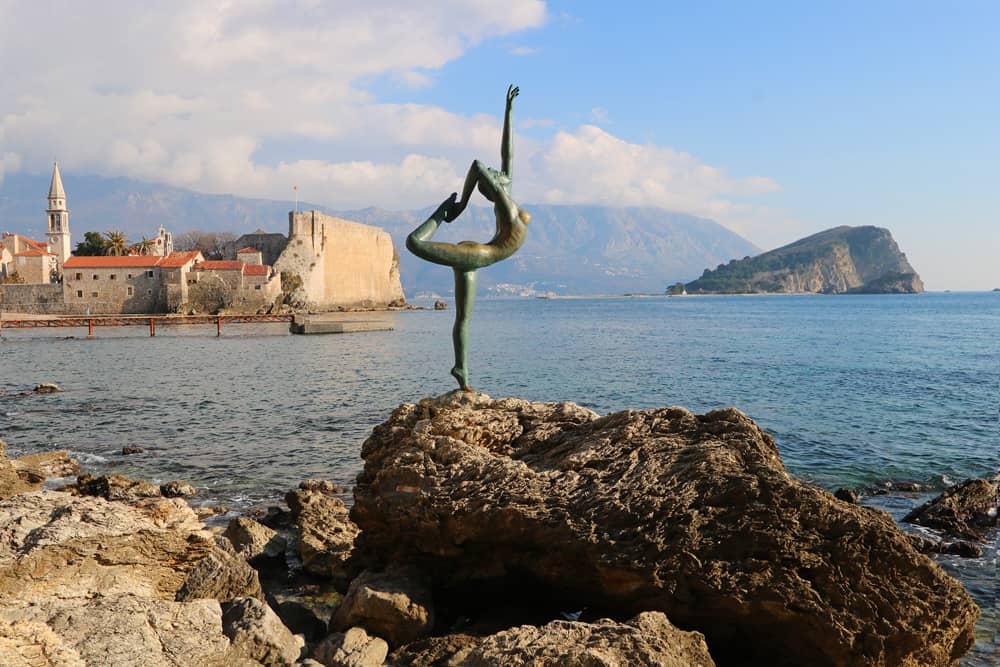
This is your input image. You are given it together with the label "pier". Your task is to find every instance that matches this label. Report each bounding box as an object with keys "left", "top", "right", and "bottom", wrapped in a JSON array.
[{"left": 0, "top": 313, "right": 293, "bottom": 337}]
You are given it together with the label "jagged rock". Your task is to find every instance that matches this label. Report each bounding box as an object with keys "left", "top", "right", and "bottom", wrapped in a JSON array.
[
  {"left": 161, "top": 480, "right": 199, "bottom": 497},
  {"left": 32, "top": 383, "right": 63, "bottom": 394},
  {"left": 0, "top": 490, "right": 268, "bottom": 665},
  {"left": 11, "top": 451, "right": 80, "bottom": 480},
  {"left": 0, "top": 441, "right": 42, "bottom": 499},
  {"left": 331, "top": 570, "right": 434, "bottom": 648},
  {"left": 313, "top": 627, "right": 389, "bottom": 667},
  {"left": 389, "top": 612, "right": 714, "bottom": 667},
  {"left": 908, "top": 534, "right": 984, "bottom": 559},
  {"left": 226, "top": 517, "right": 288, "bottom": 562},
  {"left": 353, "top": 394, "right": 979, "bottom": 667},
  {"left": 903, "top": 477, "right": 999, "bottom": 541},
  {"left": 299, "top": 479, "right": 344, "bottom": 495},
  {"left": 222, "top": 597, "right": 305, "bottom": 666},
  {"left": 176, "top": 535, "right": 263, "bottom": 602},
  {"left": 433, "top": 300, "right": 448, "bottom": 310},
  {"left": 122, "top": 445, "right": 146, "bottom": 455},
  {"left": 833, "top": 488, "right": 859, "bottom": 504},
  {"left": 286, "top": 484, "right": 359, "bottom": 578},
  {"left": 68, "top": 473, "right": 163, "bottom": 501},
  {"left": 387, "top": 634, "right": 480, "bottom": 667},
  {"left": 0, "top": 618, "right": 85, "bottom": 667}
]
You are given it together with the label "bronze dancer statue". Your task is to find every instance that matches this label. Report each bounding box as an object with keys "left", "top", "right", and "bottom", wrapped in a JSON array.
[{"left": 406, "top": 85, "right": 530, "bottom": 392}]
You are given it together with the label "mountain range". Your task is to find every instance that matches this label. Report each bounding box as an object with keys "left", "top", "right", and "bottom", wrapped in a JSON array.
[{"left": 0, "top": 171, "right": 759, "bottom": 295}]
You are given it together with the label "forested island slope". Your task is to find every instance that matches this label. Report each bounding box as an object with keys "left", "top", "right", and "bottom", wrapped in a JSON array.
[{"left": 685, "top": 226, "right": 924, "bottom": 294}]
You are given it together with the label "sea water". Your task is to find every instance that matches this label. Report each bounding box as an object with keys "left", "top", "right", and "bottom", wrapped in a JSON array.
[{"left": 1, "top": 292, "right": 997, "bottom": 662}]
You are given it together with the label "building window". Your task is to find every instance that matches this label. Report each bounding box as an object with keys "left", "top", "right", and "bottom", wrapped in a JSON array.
[
  {"left": 76, "top": 290, "right": 83, "bottom": 297},
  {"left": 92, "top": 274, "right": 98, "bottom": 280},
  {"left": 91, "top": 292, "right": 98, "bottom": 297},
  {"left": 147, "top": 289, "right": 152, "bottom": 295},
  {"left": 127, "top": 286, "right": 133, "bottom": 296},
  {"left": 110, "top": 274, "right": 116, "bottom": 280},
  {"left": 255, "top": 285, "right": 261, "bottom": 290},
  {"left": 75, "top": 272, "right": 82, "bottom": 280},
  {"left": 146, "top": 270, "right": 154, "bottom": 278},
  {"left": 127, "top": 273, "right": 133, "bottom": 279}
]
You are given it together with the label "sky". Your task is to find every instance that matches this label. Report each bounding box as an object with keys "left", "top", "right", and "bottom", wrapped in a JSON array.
[{"left": 0, "top": 1, "right": 997, "bottom": 289}]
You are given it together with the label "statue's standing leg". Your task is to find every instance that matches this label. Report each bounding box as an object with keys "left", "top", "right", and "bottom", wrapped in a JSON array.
[{"left": 451, "top": 268, "right": 477, "bottom": 391}]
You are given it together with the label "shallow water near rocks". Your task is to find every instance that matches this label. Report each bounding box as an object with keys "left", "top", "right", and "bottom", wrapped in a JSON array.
[{"left": 2, "top": 292, "right": 998, "bottom": 663}]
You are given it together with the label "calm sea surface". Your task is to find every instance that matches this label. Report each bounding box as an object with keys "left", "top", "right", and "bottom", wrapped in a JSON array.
[{"left": 2, "top": 292, "right": 997, "bottom": 662}]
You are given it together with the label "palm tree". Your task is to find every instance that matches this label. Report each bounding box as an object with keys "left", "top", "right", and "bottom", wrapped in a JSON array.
[
  {"left": 105, "top": 230, "right": 129, "bottom": 256},
  {"left": 131, "top": 237, "right": 154, "bottom": 256}
]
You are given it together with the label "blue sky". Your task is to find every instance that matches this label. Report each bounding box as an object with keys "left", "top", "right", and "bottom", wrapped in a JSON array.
[{"left": 1, "top": 2, "right": 997, "bottom": 288}]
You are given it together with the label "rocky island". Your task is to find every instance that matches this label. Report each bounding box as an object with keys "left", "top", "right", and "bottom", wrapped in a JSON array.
[{"left": 685, "top": 226, "right": 924, "bottom": 294}]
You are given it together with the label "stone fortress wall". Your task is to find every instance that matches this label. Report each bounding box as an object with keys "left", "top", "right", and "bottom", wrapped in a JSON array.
[{"left": 273, "top": 211, "right": 405, "bottom": 310}]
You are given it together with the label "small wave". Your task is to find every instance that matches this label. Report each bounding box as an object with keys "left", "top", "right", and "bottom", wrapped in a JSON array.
[{"left": 67, "top": 450, "right": 108, "bottom": 464}]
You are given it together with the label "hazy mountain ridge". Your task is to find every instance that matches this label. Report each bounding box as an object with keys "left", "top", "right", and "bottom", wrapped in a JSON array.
[
  {"left": 1, "top": 172, "right": 759, "bottom": 295},
  {"left": 685, "top": 225, "right": 923, "bottom": 294}
]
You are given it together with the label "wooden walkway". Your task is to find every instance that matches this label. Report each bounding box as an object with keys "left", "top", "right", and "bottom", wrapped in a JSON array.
[{"left": 0, "top": 313, "right": 293, "bottom": 337}]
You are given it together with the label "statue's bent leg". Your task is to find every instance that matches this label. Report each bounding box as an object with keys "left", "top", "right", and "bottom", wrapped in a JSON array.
[{"left": 451, "top": 268, "right": 477, "bottom": 391}]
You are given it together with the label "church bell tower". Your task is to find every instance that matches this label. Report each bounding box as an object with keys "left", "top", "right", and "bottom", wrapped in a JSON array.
[{"left": 46, "top": 162, "right": 71, "bottom": 264}]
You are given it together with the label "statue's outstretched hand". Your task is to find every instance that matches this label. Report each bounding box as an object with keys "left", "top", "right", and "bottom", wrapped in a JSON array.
[
  {"left": 436, "top": 192, "right": 458, "bottom": 222},
  {"left": 506, "top": 85, "right": 519, "bottom": 107}
]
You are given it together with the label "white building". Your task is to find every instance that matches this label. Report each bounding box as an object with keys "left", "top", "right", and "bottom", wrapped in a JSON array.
[{"left": 45, "top": 162, "right": 72, "bottom": 266}]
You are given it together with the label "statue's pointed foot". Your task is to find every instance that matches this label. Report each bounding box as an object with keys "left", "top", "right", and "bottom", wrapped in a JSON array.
[{"left": 450, "top": 365, "right": 470, "bottom": 392}]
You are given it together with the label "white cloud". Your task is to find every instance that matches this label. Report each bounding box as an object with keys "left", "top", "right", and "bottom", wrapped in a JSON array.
[
  {"left": 510, "top": 46, "right": 537, "bottom": 56},
  {"left": 590, "top": 107, "right": 610, "bottom": 124},
  {"left": 0, "top": 1, "right": 784, "bottom": 236}
]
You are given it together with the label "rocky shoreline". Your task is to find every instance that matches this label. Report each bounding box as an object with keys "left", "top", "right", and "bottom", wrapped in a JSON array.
[{"left": 1, "top": 393, "right": 995, "bottom": 666}]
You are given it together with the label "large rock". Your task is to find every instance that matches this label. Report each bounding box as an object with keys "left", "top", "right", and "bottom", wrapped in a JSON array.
[
  {"left": 10, "top": 450, "right": 80, "bottom": 480},
  {"left": 331, "top": 570, "right": 434, "bottom": 648},
  {"left": 313, "top": 627, "right": 389, "bottom": 667},
  {"left": 0, "top": 440, "right": 40, "bottom": 499},
  {"left": 225, "top": 517, "right": 287, "bottom": 563},
  {"left": 903, "top": 478, "right": 998, "bottom": 541},
  {"left": 388, "top": 612, "right": 714, "bottom": 667},
  {"left": 353, "top": 394, "right": 979, "bottom": 667},
  {"left": 286, "top": 482, "right": 359, "bottom": 578},
  {"left": 0, "top": 490, "right": 264, "bottom": 665},
  {"left": 222, "top": 597, "right": 305, "bottom": 666}
]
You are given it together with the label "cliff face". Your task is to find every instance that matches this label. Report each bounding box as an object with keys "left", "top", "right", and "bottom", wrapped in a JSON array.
[
  {"left": 685, "top": 226, "right": 924, "bottom": 294},
  {"left": 274, "top": 211, "right": 405, "bottom": 309}
]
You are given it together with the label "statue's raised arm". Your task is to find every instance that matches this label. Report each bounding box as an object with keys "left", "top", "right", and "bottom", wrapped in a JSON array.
[{"left": 501, "top": 85, "right": 518, "bottom": 180}]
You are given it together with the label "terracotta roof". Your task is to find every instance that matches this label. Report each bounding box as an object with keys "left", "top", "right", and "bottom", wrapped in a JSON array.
[
  {"left": 194, "top": 260, "right": 243, "bottom": 271},
  {"left": 236, "top": 247, "right": 259, "bottom": 254},
  {"left": 159, "top": 250, "right": 203, "bottom": 268},
  {"left": 63, "top": 255, "right": 163, "bottom": 268},
  {"left": 243, "top": 264, "right": 270, "bottom": 276},
  {"left": 5, "top": 234, "right": 50, "bottom": 252},
  {"left": 14, "top": 248, "right": 51, "bottom": 257}
]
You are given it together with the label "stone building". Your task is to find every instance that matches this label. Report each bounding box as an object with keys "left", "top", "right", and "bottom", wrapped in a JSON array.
[
  {"left": 185, "top": 260, "right": 281, "bottom": 313},
  {"left": 62, "top": 255, "right": 167, "bottom": 313},
  {"left": 1, "top": 233, "right": 56, "bottom": 284},
  {"left": 236, "top": 247, "right": 263, "bottom": 265},
  {"left": 158, "top": 250, "right": 204, "bottom": 311}
]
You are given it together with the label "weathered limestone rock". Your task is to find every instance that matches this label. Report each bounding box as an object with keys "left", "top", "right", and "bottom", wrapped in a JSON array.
[
  {"left": 286, "top": 482, "right": 359, "bottom": 578},
  {"left": 903, "top": 478, "right": 999, "bottom": 541},
  {"left": 161, "top": 480, "right": 199, "bottom": 497},
  {"left": 433, "top": 300, "right": 448, "bottom": 310},
  {"left": 222, "top": 597, "right": 305, "bottom": 666},
  {"left": 389, "top": 612, "right": 714, "bottom": 667},
  {"left": 176, "top": 535, "right": 263, "bottom": 602},
  {"left": 10, "top": 450, "right": 80, "bottom": 480},
  {"left": 68, "top": 473, "right": 164, "bottom": 501},
  {"left": 0, "top": 490, "right": 265, "bottom": 665},
  {"left": 226, "top": 517, "right": 288, "bottom": 562},
  {"left": 386, "top": 634, "right": 480, "bottom": 667},
  {"left": 122, "top": 445, "right": 146, "bottom": 455},
  {"left": 0, "top": 440, "right": 42, "bottom": 499},
  {"left": 331, "top": 570, "right": 434, "bottom": 648},
  {"left": 0, "top": 619, "right": 85, "bottom": 667},
  {"left": 313, "top": 627, "right": 389, "bottom": 667},
  {"left": 353, "top": 394, "right": 979, "bottom": 667},
  {"left": 32, "top": 383, "right": 63, "bottom": 394}
]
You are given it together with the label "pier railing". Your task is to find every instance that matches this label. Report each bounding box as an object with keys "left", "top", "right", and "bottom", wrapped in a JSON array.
[{"left": 0, "top": 313, "right": 294, "bottom": 337}]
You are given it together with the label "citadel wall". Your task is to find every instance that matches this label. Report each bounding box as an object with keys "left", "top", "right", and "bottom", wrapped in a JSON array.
[{"left": 274, "top": 211, "right": 405, "bottom": 310}]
